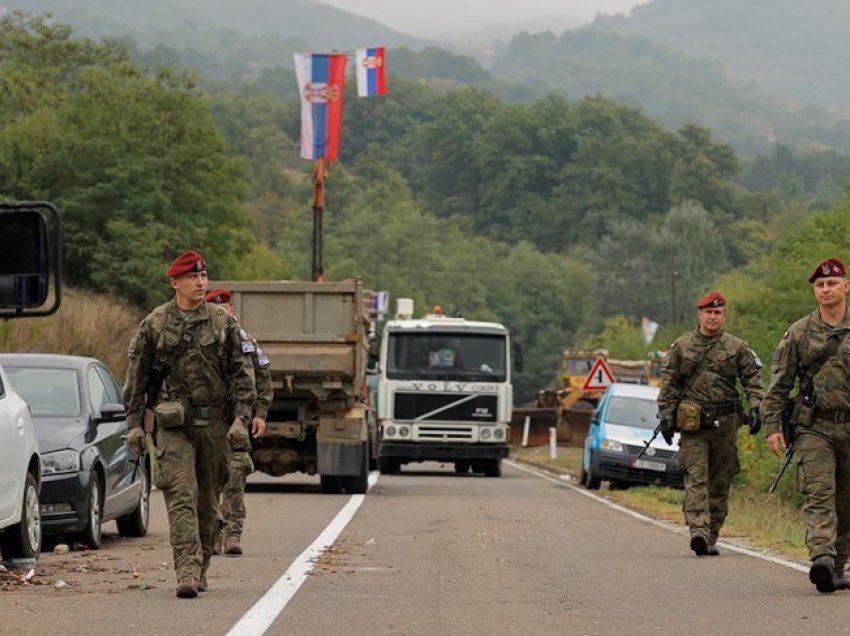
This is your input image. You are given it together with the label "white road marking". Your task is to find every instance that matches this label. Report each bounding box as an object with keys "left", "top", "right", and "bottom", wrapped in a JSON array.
[
  {"left": 226, "top": 470, "right": 380, "bottom": 636},
  {"left": 506, "top": 459, "right": 808, "bottom": 573}
]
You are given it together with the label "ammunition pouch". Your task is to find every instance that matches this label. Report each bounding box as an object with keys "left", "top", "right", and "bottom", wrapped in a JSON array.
[
  {"left": 791, "top": 397, "right": 815, "bottom": 429},
  {"left": 676, "top": 399, "right": 702, "bottom": 432},
  {"left": 154, "top": 401, "right": 186, "bottom": 429}
]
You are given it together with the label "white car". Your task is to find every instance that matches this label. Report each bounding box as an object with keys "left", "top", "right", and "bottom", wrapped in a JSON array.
[{"left": 0, "top": 362, "right": 41, "bottom": 560}]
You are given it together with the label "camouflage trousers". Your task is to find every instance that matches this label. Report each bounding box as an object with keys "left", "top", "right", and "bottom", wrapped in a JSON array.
[
  {"left": 221, "top": 450, "right": 254, "bottom": 538},
  {"left": 677, "top": 415, "right": 741, "bottom": 543},
  {"left": 795, "top": 419, "right": 850, "bottom": 561},
  {"left": 154, "top": 420, "right": 229, "bottom": 581}
]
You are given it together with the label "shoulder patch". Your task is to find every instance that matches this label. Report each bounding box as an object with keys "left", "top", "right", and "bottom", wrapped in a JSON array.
[
  {"left": 748, "top": 347, "right": 762, "bottom": 368},
  {"left": 256, "top": 346, "right": 270, "bottom": 366}
]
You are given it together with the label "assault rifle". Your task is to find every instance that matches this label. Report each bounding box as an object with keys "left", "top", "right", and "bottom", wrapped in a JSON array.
[
  {"left": 768, "top": 398, "right": 797, "bottom": 494},
  {"left": 131, "top": 365, "right": 165, "bottom": 483},
  {"left": 637, "top": 422, "right": 664, "bottom": 459}
]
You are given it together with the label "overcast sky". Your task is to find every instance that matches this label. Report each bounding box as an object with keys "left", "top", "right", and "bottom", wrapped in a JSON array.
[{"left": 318, "top": 0, "right": 647, "bottom": 39}]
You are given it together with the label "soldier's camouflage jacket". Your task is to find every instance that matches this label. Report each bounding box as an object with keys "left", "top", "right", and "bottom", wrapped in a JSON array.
[
  {"left": 123, "top": 299, "right": 255, "bottom": 428},
  {"left": 763, "top": 308, "right": 850, "bottom": 437},
  {"left": 230, "top": 315, "right": 273, "bottom": 419},
  {"left": 657, "top": 327, "right": 764, "bottom": 421}
]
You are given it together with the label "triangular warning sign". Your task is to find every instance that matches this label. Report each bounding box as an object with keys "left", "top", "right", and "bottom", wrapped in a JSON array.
[{"left": 582, "top": 356, "right": 617, "bottom": 391}]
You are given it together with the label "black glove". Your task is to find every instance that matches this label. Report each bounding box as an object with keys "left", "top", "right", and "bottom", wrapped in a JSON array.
[
  {"left": 660, "top": 419, "right": 675, "bottom": 446},
  {"left": 748, "top": 407, "right": 761, "bottom": 436}
]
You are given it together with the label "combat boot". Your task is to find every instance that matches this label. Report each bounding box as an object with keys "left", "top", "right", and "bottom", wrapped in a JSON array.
[
  {"left": 810, "top": 555, "right": 837, "bottom": 593},
  {"left": 834, "top": 558, "right": 849, "bottom": 590},
  {"left": 198, "top": 560, "right": 209, "bottom": 592},
  {"left": 212, "top": 531, "right": 224, "bottom": 556},
  {"left": 706, "top": 545, "right": 720, "bottom": 556},
  {"left": 176, "top": 576, "right": 198, "bottom": 599},
  {"left": 224, "top": 534, "right": 243, "bottom": 556},
  {"left": 690, "top": 533, "right": 709, "bottom": 557}
]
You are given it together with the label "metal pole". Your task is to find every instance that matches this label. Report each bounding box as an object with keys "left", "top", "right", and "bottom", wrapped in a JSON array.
[
  {"left": 311, "top": 158, "right": 327, "bottom": 282},
  {"left": 549, "top": 427, "right": 557, "bottom": 460},
  {"left": 522, "top": 416, "right": 530, "bottom": 447}
]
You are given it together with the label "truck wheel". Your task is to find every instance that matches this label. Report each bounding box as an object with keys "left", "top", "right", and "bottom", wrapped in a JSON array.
[
  {"left": 378, "top": 457, "right": 400, "bottom": 475},
  {"left": 343, "top": 442, "right": 369, "bottom": 495},
  {"left": 470, "top": 459, "right": 486, "bottom": 474},
  {"left": 484, "top": 458, "right": 502, "bottom": 478},
  {"left": 454, "top": 460, "right": 470, "bottom": 474},
  {"left": 320, "top": 475, "right": 343, "bottom": 494}
]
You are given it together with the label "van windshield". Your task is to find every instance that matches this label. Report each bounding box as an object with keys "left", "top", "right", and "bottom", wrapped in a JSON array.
[{"left": 605, "top": 396, "right": 658, "bottom": 430}]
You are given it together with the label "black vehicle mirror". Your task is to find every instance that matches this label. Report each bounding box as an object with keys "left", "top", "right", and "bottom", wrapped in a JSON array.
[
  {"left": 512, "top": 340, "right": 524, "bottom": 373},
  {"left": 98, "top": 402, "right": 126, "bottom": 423},
  {"left": 0, "top": 202, "right": 62, "bottom": 318}
]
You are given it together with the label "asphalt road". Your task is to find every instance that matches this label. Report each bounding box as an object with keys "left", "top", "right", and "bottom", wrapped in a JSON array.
[{"left": 3, "top": 460, "right": 850, "bottom": 635}]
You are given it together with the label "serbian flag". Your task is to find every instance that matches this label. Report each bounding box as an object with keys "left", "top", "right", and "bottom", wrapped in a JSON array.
[
  {"left": 355, "top": 47, "right": 387, "bottom": 97},
  {"left": 293, "top": 52, "right": 348, "bottom": 160}
]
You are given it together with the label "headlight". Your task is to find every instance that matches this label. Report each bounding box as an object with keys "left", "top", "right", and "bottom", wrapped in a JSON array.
[
  {"left": 493, "top": 428, "right": 505, "bottom": 440},
  {"left": 480, "top": 428, "right": 492, "bottom": 440},
  {"left": 601, "top": 439, "right": 624, "bottom": 453},
  {"left": 42, "top": 449, "right": 81, "bottom": 475},
  {"left": 398, "top": 425, "right": 410, "bottom": 437}
]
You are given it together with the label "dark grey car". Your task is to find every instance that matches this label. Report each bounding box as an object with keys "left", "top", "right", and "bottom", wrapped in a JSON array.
[{"left": 0, "top": 354, "right": 149, "bottom": 549}]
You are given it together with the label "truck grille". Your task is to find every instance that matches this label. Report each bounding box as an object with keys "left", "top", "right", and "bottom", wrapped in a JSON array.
[{"left": 393, "top": 393, "right": 498, "bottom": 422}]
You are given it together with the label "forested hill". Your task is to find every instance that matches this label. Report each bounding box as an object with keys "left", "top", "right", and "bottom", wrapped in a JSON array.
[
  {"left": 14, "top": 0, "right": 427, "bottom": 50},
  {"left": 591, "top": 0, "right": 850, "bottom": 107},
  {"left": 489, "top": 29, "right": 850, "bottom": 156}
]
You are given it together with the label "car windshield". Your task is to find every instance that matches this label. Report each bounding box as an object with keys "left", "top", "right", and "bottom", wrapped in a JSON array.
[
  {"left": 605, "top": 395, "right": 658, "bottom": 430},
  {"left": 4, "top": 366, "right": 81, "bottom": 417}
]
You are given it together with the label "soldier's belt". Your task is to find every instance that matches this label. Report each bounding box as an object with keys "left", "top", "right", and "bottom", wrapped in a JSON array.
[
  {"left": 190, "top": 405, "right": 227, "bottom": 419},
  {"left": 814, "top": 409, "right": 850, "bottom": 423},
  {"left": 701, "top": 403, "right": 738, "bottom": 417}
]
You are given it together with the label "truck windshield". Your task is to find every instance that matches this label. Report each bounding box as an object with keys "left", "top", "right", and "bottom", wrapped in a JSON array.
[{"left": 386, "top": 332, "right": 508, "bottom": 382}]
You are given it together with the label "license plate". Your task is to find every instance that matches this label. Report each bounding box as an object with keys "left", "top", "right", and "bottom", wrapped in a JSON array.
[{"left": 633, "top": 459, "right": 666, "bottom": 472}]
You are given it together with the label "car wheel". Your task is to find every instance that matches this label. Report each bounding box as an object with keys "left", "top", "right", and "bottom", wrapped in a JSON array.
[
  {"left": 585, "top": 454, "right": 602, "bottom": 490},
  {"left": 117, "top": 464, "right": 150, "bottom": 537},
  {"left": 454, "top": 460, "right": 470, "bottom": 474},
  {"left": 0, "top": 472, "right": 41, "bottom": 560},
  {"left": 77, "top": 475, "right": 103, "bottom": 549}
]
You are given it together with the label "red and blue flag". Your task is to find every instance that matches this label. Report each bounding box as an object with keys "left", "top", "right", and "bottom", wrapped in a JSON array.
[
  {"left": 293, "top": 52, "right": 348, "bottom": 160},
  {"left": 355, "top": 47, "right": 387, "bottom": 97}
]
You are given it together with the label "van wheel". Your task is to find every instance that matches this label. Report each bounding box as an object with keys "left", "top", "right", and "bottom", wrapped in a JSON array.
[
  {"left": 0, "top": 473, "right": 41, "bottom": 560},
  {"left": 584, "top": 454, "right": 601, "bottom": 490}
]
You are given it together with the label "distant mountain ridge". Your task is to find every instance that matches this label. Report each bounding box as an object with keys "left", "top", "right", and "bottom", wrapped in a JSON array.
[{"left": 14, "top": 0, "right": 428, "bottom": 50}]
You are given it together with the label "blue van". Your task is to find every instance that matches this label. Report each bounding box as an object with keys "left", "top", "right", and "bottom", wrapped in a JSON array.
[{"left": 580, "top": 383, "right": 683, "bottom": 489}]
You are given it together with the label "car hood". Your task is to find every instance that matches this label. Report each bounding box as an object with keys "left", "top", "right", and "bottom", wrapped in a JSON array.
[
  {"left": 604, "top": 423, "right": 680, "bottom": 448},
  {"left": 33, "top": 417, "right": 86, "bottom": 453}
]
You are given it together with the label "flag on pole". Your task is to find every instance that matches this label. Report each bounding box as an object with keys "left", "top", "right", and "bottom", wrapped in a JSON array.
[
  {"left": 641, "top": 316, "right": 660, "bottom": 344},
  {"left": 355, "top": 47, "right": 387, "bottom": 97},
  {"left": 293, "top": 52, "right": 348, "bottom": 160}
]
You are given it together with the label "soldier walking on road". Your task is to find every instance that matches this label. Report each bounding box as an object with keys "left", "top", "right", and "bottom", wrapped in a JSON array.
[
  {"left": 657, "top": 291, "right": 764, "bottom": 557},
  {"left": 762, "top": 257, "right": 850, "bottom": 594},
  {"left": 123, "top": 251, "right": 255, "bottom": 598},
  {"left": 205, "top": 288, "right": 273, "bottom": 557}
]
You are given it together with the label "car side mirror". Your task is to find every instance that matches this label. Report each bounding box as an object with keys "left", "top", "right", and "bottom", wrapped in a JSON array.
[
  {"left": 0, "top": 202, "right": 62, "bottom": 318},
  {"left": 98, "top": 402, "right": 126, "bottom": 423}
]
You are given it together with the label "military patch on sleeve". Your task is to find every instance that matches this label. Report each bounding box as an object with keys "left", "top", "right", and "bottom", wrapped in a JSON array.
[
  {"left": 748, "top": 347, "right": 762, "bottom": 368},
  {"left": 256, "top": 346, "right": 270, "bottom": 367}
]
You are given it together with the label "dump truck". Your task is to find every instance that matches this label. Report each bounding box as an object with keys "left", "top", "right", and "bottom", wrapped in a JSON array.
[
  {"left": 512, "top": 349, "right": 660, "bottom": 447},
  {"left": 376, "top": 300, "right": 515, "bottom": 477},
  {"left": 209, "top": 278, "right": 374, "bottom": 494}
]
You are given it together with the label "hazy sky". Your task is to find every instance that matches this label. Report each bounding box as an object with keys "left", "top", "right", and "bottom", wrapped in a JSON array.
[{"left": 318, "top": 0, "right": 647, "bottom": 39}]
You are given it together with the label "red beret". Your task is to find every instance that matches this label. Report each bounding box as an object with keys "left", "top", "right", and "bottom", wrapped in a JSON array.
[
  {"left": 166, "top": 250, "right": 207, "bottom": 277},
  {"left": 205, "top": 288, "right": 232, "bottom": 304},
  {"left": 808, "top": 257, "right": 846, "bottom": 283},
  {"left": 697, "top": 291, "right": 726, "bottom": 309}
]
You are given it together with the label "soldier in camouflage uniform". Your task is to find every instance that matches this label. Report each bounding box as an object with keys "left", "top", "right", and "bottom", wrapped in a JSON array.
[
  {"left": 763, "top": 257, "right": 850, "bottom": 594},
  {"left": 205, "top": 288, "right": 273, "bottom": 557},
  {"left": 657, "top": 291, "right": 764, "bottom": 557},
  {"left": 123, "top": 251, "right": 255, "bottom": 599}
]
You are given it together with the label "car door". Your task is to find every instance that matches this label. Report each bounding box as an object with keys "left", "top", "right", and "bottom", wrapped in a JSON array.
[
  {"left": 86, "top": 364, "right": 128, "bottom": 518},
  {"left": 0, "top": 371, "right": 21, "bottom": 524},
  {"left": 94, "top": 364, "right": 136, "bottom": 515}
]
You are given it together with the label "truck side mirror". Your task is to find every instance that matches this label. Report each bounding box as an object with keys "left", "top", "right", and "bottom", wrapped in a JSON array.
[
  {"left": 0, "top": 202, "right": 62, "bottom": 318},
  {"left": 512, "top": 340, "right": 524, "bottom": 373}
]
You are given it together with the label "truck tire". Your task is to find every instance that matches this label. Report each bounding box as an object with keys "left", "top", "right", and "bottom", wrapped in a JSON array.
[
  {"left": 470, "top": 459, "right": 487, "bottom": 474},
  {"left": 454, "top": 460, "right": 470, "bottom": 474},
  {"left": 343, "top": 442, "right": 369, "bottom": 495},
  {"left": 378, "top": 457, "right": 400, "bottom": 475},
  {"left": 483, "top": 458, "right": 502, "bottom": 478},
  {"left": 320, "top": 475, "right": 343, "bottom": 494}
]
